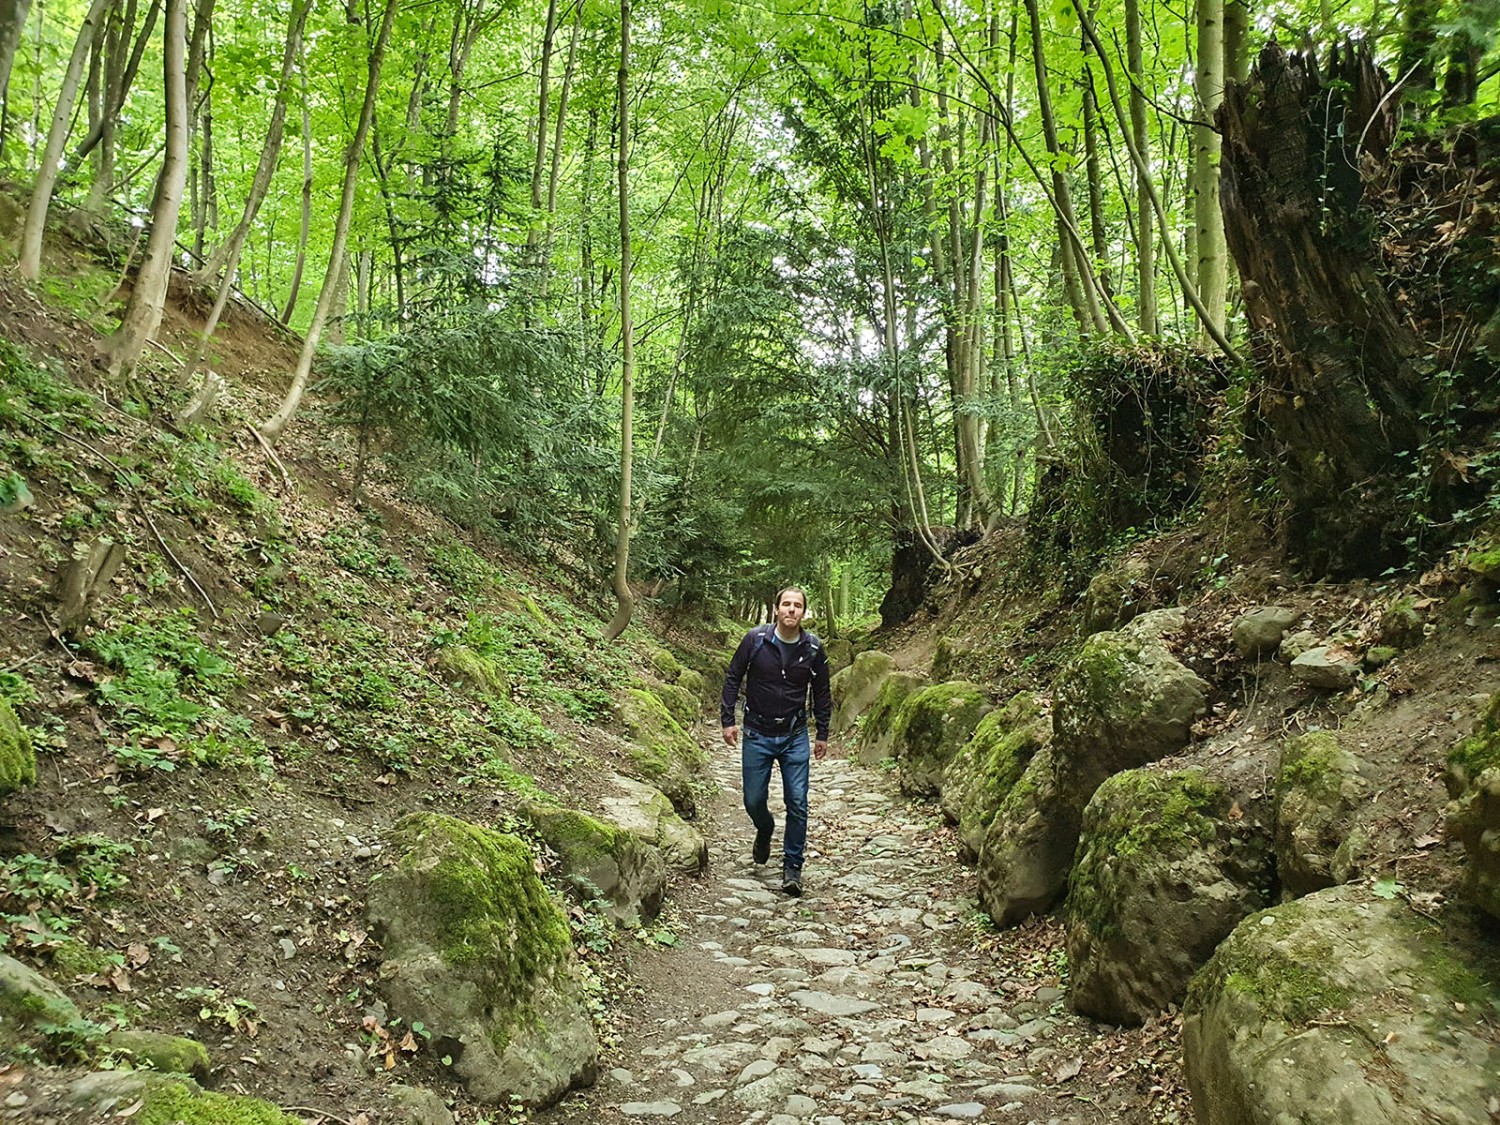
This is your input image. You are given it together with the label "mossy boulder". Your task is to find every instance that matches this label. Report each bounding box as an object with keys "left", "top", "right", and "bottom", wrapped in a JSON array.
[
  {"left": 982, "top": 608, "right": 1209, "bottom": 929},
  {"left": 1052, "top": 609, "right": 1209, "bottom": 787},
  {"left": 829, "top": 650, "right": 897, "bottom": 736},
  {"left": 975, "top": 745, "right": 1080, "bottom": 927},
  {"left": 620, "top": 688, "right": 708, "bottom": 815},
  {"left": 1183, "top": 885, "right": 1500, "bottom": 1125},
  {"left": 854, "top": 670, "right": 926, "bottom": 765},
  {"left": 1081, "top": 556, "right": 1154, "bottom": 634},
  {"left": 1065, "top": 768, "right": 1272, "bottom": 1026},
  {"left": 1447, "top": 768, "right": 1500, "bottom": 921},
  {"left": 649, "top": 681, "right": 700, "bottom": 728},
  {"left": 0, "top": 698, "right": 37, "bottom": 797},
  {"left": 892, "top": 681, "right": 991, "bottom": 798},
  {"left": 435, "top": 646, "right": 510, "bottom": 698},
  {"left": 598, "top": 773, "right": 707, "bottom": 874},
  {"left": 1377, "top": 595, "right": 1426, "bottom": 648},
  {"left": 675, "top": 667, "right": 707, "bottom": 698},
  {"left": 648, "top": 648, "right": 683, "bottom": 681},
  {"left": 366, "top": 813, "right": 599, "bottom": 1106},
  {"left": 0, "top": 953, "right": 83, "bottom": 1051},
  {"left": 523, "top": 802, "right": 667, "bottom": 926},
  {"left": 63, "top": 1072, "right": 302, "bottom": 1124},
  {"left": 1229, "top": 605, "right": 1298, "bottom": 659},
  {"left": 104, "top": 1029, "right": 212, "bottom": 1081},
  {"left": 1275, "top": 731, "right": 1370, "bottom": 898},
  {"left": 930, "top": 637, "right": 977, "bottom": 682},
  {"left": 1445, "top": 700, "right": 1500, "bottom": 920},
  {"left": 941, "top": 693, "right": 1050, "bottom": 858},
  {"left": 386, "top": 1083, "right": 457, "bottom": 1125}
]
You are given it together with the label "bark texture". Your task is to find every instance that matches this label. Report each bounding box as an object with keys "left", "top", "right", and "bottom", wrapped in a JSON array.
[{"left": 1219, "top": 43, "right": 1424, "bottom": 576}]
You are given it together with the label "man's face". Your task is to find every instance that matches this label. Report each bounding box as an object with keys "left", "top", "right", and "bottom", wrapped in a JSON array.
[{"left": 776, "top": 592, "right": 806, "bottom": 631}]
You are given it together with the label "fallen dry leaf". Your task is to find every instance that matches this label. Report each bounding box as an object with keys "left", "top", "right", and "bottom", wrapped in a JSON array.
[{"left": 1053, "top": 1056, "right": 1083, "bottom": 1082}]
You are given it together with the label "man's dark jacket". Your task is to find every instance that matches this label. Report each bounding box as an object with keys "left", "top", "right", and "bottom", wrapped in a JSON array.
[{"left": 720, "top": 624, "right": 833, "bottom": 741}]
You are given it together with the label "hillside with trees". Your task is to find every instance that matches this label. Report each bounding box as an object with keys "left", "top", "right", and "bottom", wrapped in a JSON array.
[{"left": 0, "top": 0, "right": 1498, "bottom": 1120}]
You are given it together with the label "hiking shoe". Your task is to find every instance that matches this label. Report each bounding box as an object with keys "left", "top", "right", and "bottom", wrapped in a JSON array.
[
  {"left": 781, "top": 868, "right": 802, "bottom": 897},
  {"left": 752, "top": 827, "right": 772, "bottom": 865}
]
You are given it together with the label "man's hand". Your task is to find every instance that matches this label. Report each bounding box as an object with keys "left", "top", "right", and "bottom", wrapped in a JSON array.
[
  {"left": 814, "top": 739, "right": 828, "bottom": 759},
  {"left": 722, "top": 725, "right": 738, "bottom": 747}
]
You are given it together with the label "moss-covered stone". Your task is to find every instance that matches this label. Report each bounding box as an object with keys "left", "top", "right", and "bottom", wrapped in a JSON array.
[
  {"left": 1065, "top": 768, "right": 1271, "bottom": 1025},
  {"left": 930, "top": 637, "right": 976, "bottom": 683},
  {"left": 649, "top": 682, "right": 700, "bottom": 728},
  {"left": 1183, "top": 886, "right": 1500, "bottom": 1125},
  {"left": 598, "top": 773, "right": 707, "bottom": 874},
  {"left": 825, "top": 636, "right": 854, "bottom": 673},
  {"left": 940, "top": 692, "right": 1048, "bottom": 857},
  {"left": 367, "top": 813, "right": 599, "bottom": 1106},
  {"left": 1447, "top": 767, "right": 1500, "bottom": 921},
  {"left": 436, "top": 645, "right": 510, "bottom": 698},
  {"left": 0, "top": 953, "right": 83, "bottom": 1052},
  {"left": 1274, "top": 731, "right": 1370, "bottom": 899},
  {"left": 104, "top": 1029, "right": 211, "bottom": 1080},
  {"left": 675, "top": 667, "right": 706, "bottom": 698},
  {"left": 853, "top": 670, "right": 924, "bottom": 764},
  {"left": 65, "top": 1073, "right": 300, "bottom": 1125},
  {"left": 1446, "top": 690, "right": 1500, "bottom": 795},
  {"left": 0, "top": 698, "right": 37, "bottom": 797},
  {"left": 648, "top": 648, "right": 683, "bottom": 681},
  {"left": 523, "top": 802, "right": 666, "bottom": 926},
  {"left": 892, "top": 681, "right": 991, "bottom": 797},
  {"left": 1081, "top": 556, "right": 1153, "bottom": 634},
  {"left": 620, "top": 689, "right": 708, "bottom": 815},
  {"left": 829, "top": 649, "right": 897, "bottom": 736},
  {"left": 976, "top": 745, "right": 1080, "bottom": 927}
]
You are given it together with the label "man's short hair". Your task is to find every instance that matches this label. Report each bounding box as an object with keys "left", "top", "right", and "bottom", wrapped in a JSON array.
[{"left": 776, "top": 586, "right": 807, "bottom": 608}]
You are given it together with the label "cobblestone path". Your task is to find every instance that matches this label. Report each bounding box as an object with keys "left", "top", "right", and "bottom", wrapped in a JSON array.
[{"left": 536, "top": 744, "right": 1184, "bottom": 1125}]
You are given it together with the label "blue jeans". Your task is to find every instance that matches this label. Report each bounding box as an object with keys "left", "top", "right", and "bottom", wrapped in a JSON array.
[{"left": 741, "top": 726, "right": 811, "bottom": 872}]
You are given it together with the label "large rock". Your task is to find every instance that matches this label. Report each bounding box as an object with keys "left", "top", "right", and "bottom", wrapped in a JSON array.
[
  {"left": 1081, "top": 556, "right": 1154, "bottom": 634},
  {"left": 1275, "top": 731, "right": 1370, "bottom": 898},
  {"left": 0, "top": 953, "right": 82, "bottom": 1050},
  {"left": 975, "top": 745, "right": 1079, "bottom": 927},
  {"left": 1446, "top": 692, "right": 1500, "bottom": 921},
  {"left": 1052, "top": 609, "right": 1209, "bottom": 787},
  {"left": 892, "top": 681, "right": 991, "bottom": 798},
  {"left": 829, "top": 650, "right": 896, "bottom": 735},
  {"left": 367, "top": 813, "right": 599, "bottom": 1107},
  {"left": 598, "top": 773, "right": 707, "bottom": 874},
  {"left": 620, "top": 688, "right": 708, "bottom": 815},
  {"left": 523, "top": 803, "right": 667, "bottom": 926},
  {"left": 0, "top": 698, "right": 37, "bottom": 797},
  {"left": 854, "top": 671, "right": 926, "bottom": 765},
  {"left": 63, "top": 1072, "right": 302, "bottom": 1123},
  {"left": 979, "top": 609, "right": 1208, "bottom": 928},
  {"left": 1065, "top": 768, "right": 1272, "bottom": 1025},
  {"left": 940, "top": 693, "right": 1049, "bottom": 859},
  {"left": 1229, "top": 605, "right": 1298, "bottom": 659},
  {"left": 1183, "top": 886, "right": 1500, "bottom": 1125},
  {"left": 1290, "top": 645, "right": 1360, "bottom": 689}
]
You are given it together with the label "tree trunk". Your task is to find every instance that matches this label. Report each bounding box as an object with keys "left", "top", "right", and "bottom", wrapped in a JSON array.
[
  {"left": 178, "top": 0, "right": 310, "bottom": 422},
  {"left": 1219, "top": 43, "right": 1423, "bottom": 574},
  {"left": 279, "top": 61, "right": 313, "bottom": 326},
  {"left": 17, "top": 0, "right": 112, "bottom": 280},
  {"left": 262, "top": 0, "right": 397, "bottom": 441},
  {"left": 1125, "top": 0, "right": 1155, "bottom": 335},
  {"left": 0, "top": 0, "right": 33, "bottom": 109},
  {"left": 604, "top": 0, "right": 635, "bottom": 642},
  {"left": 1193, "top": 0, "right": 1228, "bottom": 343},
  {"left": 97, "top": 0, "right": 188, "bottom": 380}
]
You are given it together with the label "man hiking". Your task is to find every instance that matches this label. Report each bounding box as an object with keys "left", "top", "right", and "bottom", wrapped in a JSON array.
[{"left": 720, "top": 586, "right": 832, "bottom": 896}]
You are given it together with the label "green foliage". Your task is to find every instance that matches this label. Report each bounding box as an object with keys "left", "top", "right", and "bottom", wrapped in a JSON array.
[
  {"left": 0, "top": 834, "right": 135, "bottom": 957},
  {"left": 322, "top": 523, "right": 414, "bottom": 582},
  {"left": 88, "top": 609, "right": 235, "bottom": 738}
]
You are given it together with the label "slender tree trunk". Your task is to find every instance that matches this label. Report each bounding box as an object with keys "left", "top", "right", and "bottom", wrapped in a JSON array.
[
  {"left": 0, "top": 0, "right": 34, "bottom": 115},
  {"left": 69, "top": 0, "right": 156, "bottom": 173},
  {"left": 443, "top": 0, "right": 486, "bottom": 137},
  {"left": 525, "top": 0, "right": 559, "bottom": 273},
  {"left": 1193, "top": 0, "right": 1228, "bottom": 342},
  {"left": 604, "top": 0, "right": 635, "bottom": 642},
  {"left": 97, "top": 0, "right": 188, "bottom": 379},
  {"left": 540, "top": 4, "right": 580, "bottom": 289},
  {"left": 178, "top": 0, "right": 310, "bottom": 423},
  {"left": 1125, "top": 0, "right": 1156, "bottom": 335},
  {"left": 262, "top": 0, "right": 397, "bottom": 441},
  {"left": 280, "top": 61, "right": 313, "bottom": 326},
  {"left": 17, "top": 0, "right": 112, "bottom": 280}
]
